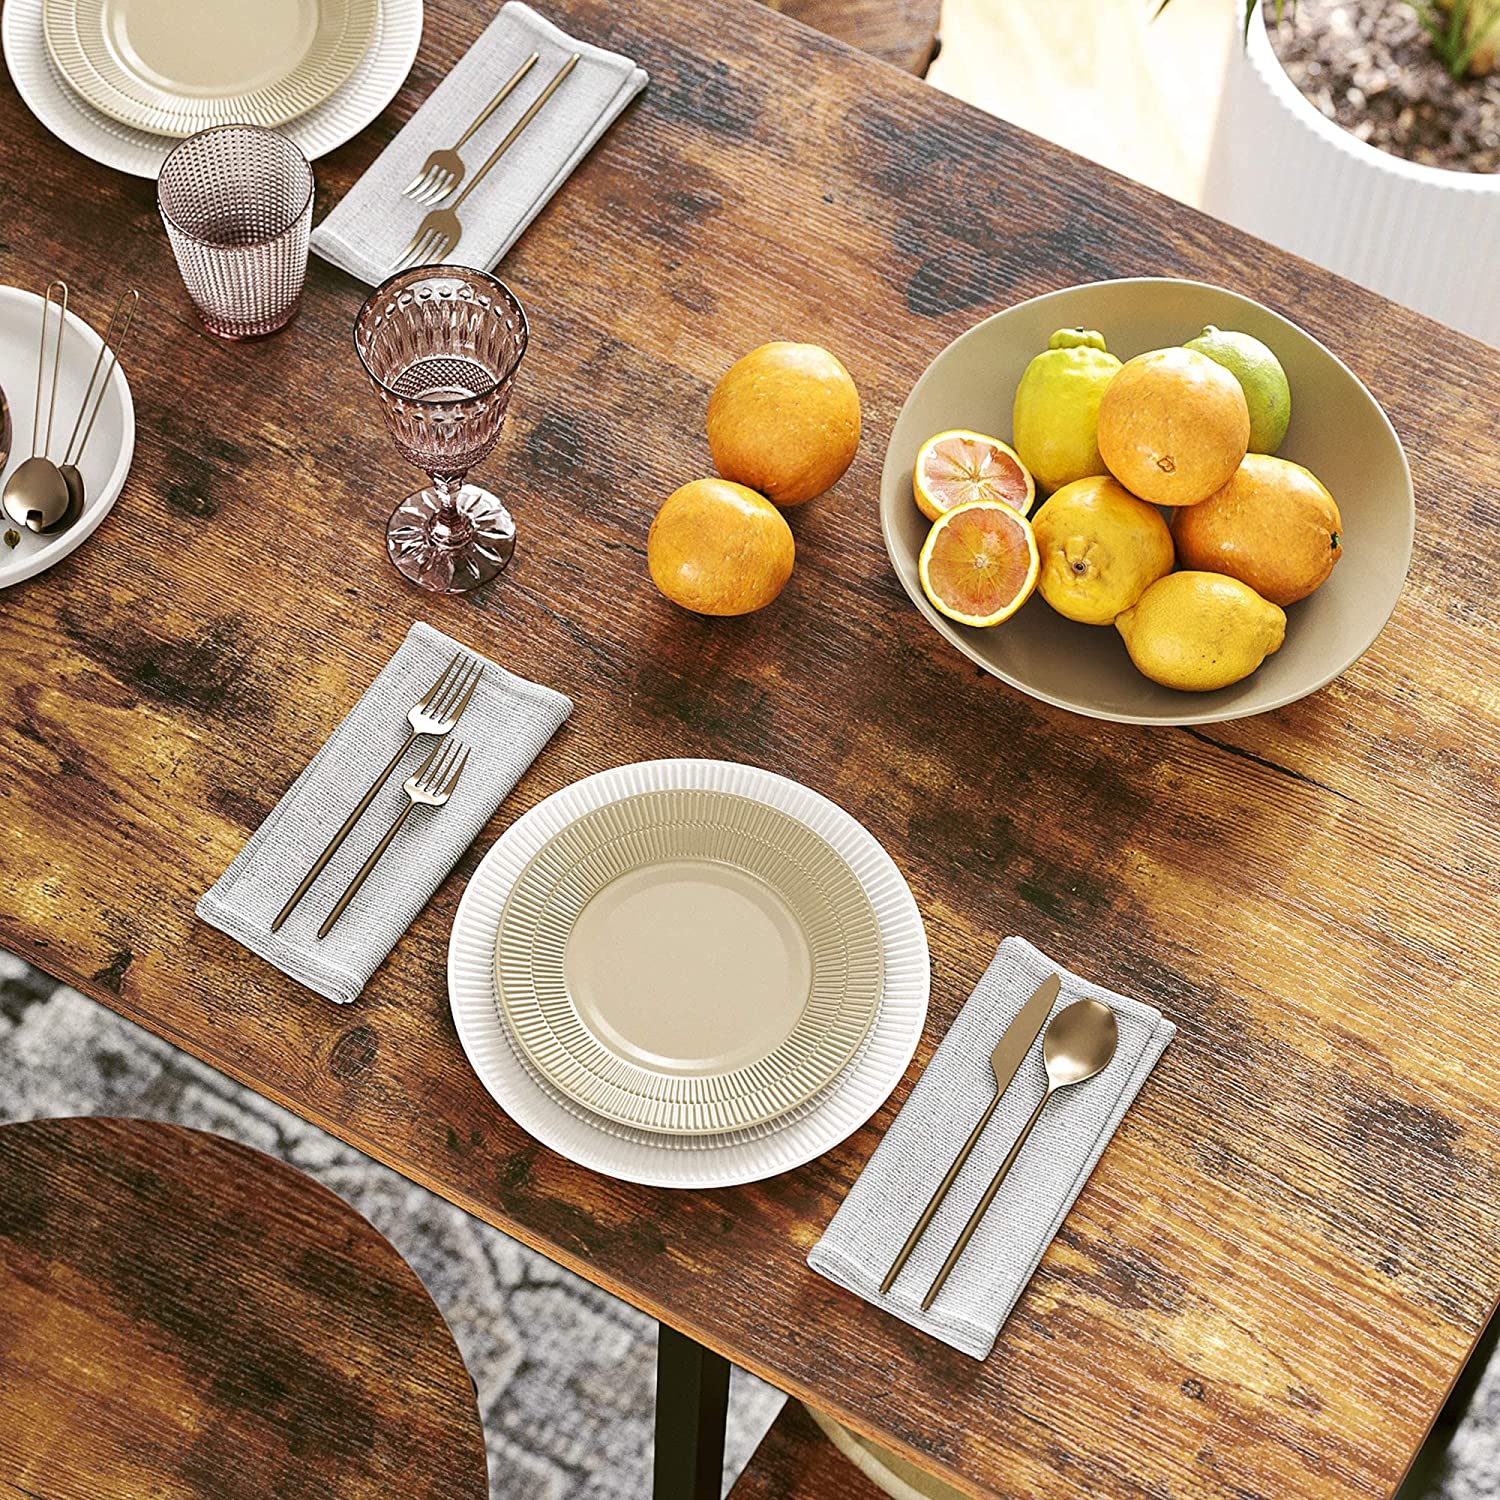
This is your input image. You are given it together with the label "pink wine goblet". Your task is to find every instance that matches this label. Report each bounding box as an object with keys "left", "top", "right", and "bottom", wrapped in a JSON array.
[{"left": 354, "top": 266, "right": 529, "bottom": 592}]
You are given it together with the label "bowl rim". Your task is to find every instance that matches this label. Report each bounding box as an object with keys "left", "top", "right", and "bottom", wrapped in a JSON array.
[{"left": 878, "top": 276, "right": 1416, "bottom": 727}]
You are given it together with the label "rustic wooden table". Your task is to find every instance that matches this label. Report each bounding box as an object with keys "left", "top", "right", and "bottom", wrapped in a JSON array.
[
  {"left": 0, "top": 1117, "right": 488, "bottom": 1499},
  {"left": 1, "top": 0, "right": 1497, "bottom": 1496}
]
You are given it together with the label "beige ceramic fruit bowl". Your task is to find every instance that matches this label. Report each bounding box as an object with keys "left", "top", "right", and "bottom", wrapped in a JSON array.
[{"left": 880, "top": 278, "right": 1414, "bottom": 726}]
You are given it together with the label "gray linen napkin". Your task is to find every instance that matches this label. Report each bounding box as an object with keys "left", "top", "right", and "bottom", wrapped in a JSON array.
[
  {"left": 808, "top": 937, "right": 1175, "bottom": 1360},
  {"left": 197, "top": 622, "right": 571, "bottom": 1004},
  {"left": 311, "top": 3, "right": 648, "bottom": 282}
]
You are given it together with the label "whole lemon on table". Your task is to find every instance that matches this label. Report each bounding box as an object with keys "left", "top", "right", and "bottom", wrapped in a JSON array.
[
  {"left": 647, "top": 479, "right": 795, "bottom": 616},
  {"left": 1031, "top": 476, "right": 1175, "bottom": 625},
  {"left": 1173, "top": 454, "right": 1343, "bottom": 607},
  {"left": 1183, "top": 325, "right": 1292, "bottom": 454},
  {"left": 1010, "top": 328, "right": 1121, "bottom": 495},
  {"left": 707, "top": 342, "right": 860, "bottom": 506},
  {"left": 1097, "top": 347, "right": 1249, "bottom": 506},
  {"left": 1116, "top": 571, "right": 1286, "bottom": 692}
]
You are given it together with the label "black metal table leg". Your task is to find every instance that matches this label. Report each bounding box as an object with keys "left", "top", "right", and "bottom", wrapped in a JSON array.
[{"left": 653, "top": 1321, "right": 730, "bottom": 1500}]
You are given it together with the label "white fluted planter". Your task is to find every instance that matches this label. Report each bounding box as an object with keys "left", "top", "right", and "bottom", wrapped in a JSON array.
[{"left": 1204, "top": 13, "right": 1500, "bottom": 346}]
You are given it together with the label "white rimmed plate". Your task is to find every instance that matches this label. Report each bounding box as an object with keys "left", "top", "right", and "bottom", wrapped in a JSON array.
[
  {"left": 0, "top": 286, "right": 134, "bottom": 590},
  {"left": 496, "top": 789, "right": 884, "bottom": 1135},
  {"left": 42, "top": 0, "right": 379, "bottom": 136},
  {"left": 5, "top": 0, "right": 421, "bottom": 177},
  {"left": 449, "top": 760, "right": 930, "bottom": 1188}
]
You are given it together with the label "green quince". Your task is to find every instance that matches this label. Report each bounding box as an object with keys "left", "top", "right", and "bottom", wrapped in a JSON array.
[{"left": 1011, "top": 328, "right": 1122, "bottom": 496}]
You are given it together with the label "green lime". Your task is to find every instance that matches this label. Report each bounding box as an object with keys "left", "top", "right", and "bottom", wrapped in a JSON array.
[{"left": 1183, "top": 326, "right": 1291, "bottom": 454}]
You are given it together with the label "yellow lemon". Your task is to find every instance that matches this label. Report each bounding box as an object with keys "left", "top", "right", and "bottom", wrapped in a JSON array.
[
  {"left": 1115, "top": 571, "right": 1286, "bottom": 691},
  {"left": 1031, "top": 476, "right": 1174, "bottom": 625}
]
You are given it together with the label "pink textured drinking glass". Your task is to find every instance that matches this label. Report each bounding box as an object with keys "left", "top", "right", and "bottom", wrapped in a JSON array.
[
  {"left": 354, "top": 266, "right": 529, "bottom": 593},
  {"left": 157, "top": 125, "right": 314, "bottom": 340}
]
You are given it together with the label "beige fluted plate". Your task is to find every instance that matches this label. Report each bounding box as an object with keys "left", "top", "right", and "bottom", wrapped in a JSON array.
[
  {"left": 495, "top": 790, "right": 884, "bottom": 1136},
  {"left": 42, "top": 0, "right": 378, "bottom": 135}
]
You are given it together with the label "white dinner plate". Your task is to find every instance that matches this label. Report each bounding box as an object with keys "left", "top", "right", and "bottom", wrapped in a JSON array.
[
  {"left": 42, "top": 0, "right": 379, "bottom": 136},
  {"left": 5, "top": 0, "right": 422, "bottom": 177},
  {"left": 449, "top": 760, "right": 930, "bottom": 1188},
  {"left": 496, "top": 789, "right": 884, "bottom": 1135},
  {"left": 0, "top": 286, "right": 134, "bottom": 591}
]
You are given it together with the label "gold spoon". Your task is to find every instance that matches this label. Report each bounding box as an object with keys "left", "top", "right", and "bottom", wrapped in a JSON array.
[
  {"left": 920, "top": 997, "right": 1119, "bottom": 1312},
  {"left": 1, "top": 282, "right": 71, "bottom": 534}
]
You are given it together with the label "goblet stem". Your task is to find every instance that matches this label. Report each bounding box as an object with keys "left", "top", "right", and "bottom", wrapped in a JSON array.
[{"left": 428, "top": 474, "right": 473, "bottom": 548}]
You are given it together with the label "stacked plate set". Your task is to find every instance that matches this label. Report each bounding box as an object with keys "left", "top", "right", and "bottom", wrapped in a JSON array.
[
  {"left": 4, "top": 0, "right": 422, "bottom": 177},
  {"left": 449, "top": 760, "right": 931, "bottom": 1188}
]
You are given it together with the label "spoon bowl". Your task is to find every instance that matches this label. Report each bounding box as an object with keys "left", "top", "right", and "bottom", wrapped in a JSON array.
[
  {"left": 52, "top": 464, "right": 86, "bottom": 534},
  {"left": 1042, "top": 997, "right": 1119, "bottom": 1091},
  {"left": 3, "top": 455, "right": 72, "bottom": 533}
]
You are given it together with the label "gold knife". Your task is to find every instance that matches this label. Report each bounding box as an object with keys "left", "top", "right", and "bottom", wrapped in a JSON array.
[{"left": 880, "top": 971, "right": 1062, "bottom": 1294}]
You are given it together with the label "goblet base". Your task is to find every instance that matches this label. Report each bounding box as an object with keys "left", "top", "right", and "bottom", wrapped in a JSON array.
[{"left": 385, "top": 483, "right": 516, "bottom": 593}]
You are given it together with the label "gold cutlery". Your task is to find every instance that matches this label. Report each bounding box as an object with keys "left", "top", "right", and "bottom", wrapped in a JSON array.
[
  {"left": 402, "top": 52, "right": 540, "bottom": 206},
  {"left": 57, "top": 288, "right": 139, "bottom": 528},
  {"left": 921, "top": 997, "right": 1119, "bottom": 1312},
  {"left": 318, "top": 737, "right": 470, "bottom": 939},
  {"left": 2, "top": 282, "right": 71, "bottom": 535},
  {"left": 272, "top": 651, "right": 482, "bottom": 932},
  {"left": 881, "top": 972, "right": 1061, "bottom": 1295},
  {"left": 394, "top": 53, "right": 581, "bottom": 273}
]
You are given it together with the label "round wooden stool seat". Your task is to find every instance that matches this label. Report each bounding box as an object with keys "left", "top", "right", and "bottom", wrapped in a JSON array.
[{"left": 0, "top": 1117, "right": 488, "bottom": 1500}]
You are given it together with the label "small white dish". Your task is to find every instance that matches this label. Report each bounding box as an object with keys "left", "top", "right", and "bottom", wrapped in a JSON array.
[
  {"left": 449, "top": 760, "right": 930, "bottom": 1189},
  {"left": 0, "top": 285, "right": 134, "bottom": 591},
  {"left": 4, "top": 0, "right": 422, "bottom": 178}
]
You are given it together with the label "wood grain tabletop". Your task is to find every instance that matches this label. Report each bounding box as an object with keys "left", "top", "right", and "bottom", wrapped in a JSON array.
[
  {"left": 0, "top": 1117, "right": 488, "bottom": 1499},
  {"left": 1, "top": 1, "right": 1498, "bottom": 1496}
]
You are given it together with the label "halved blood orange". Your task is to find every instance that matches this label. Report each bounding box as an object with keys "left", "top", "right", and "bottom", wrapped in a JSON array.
[
  {"left": 912, "top": 429, "right": 1035, "bottom": 523},
  {"left": 918, "top": 500, "right": 1040, "bottom": 627}
]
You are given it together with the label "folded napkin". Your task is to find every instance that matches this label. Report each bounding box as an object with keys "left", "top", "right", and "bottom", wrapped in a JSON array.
[
  {"left": 312, "top": 3, "right": 648, "bottom": 282},
  {"left": 808, "top": 937, "right": 1175, "bottom": 1360},
  {"left": 197, "top": 622, "right": 571, "bottom": 1004}
]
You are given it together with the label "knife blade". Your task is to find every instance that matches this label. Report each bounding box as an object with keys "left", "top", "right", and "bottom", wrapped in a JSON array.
[{"left": 879, "top": 971, "right": 1062, "bottom": 1294}]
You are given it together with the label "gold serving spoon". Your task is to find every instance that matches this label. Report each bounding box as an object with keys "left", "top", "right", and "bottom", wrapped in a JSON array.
[{"left": 921, "top": 997, "right": 1119, "bottom": 1312}]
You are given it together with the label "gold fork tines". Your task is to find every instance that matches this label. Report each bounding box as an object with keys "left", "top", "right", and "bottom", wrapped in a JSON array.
[
  {"left": 317, "top": 737, "right": 471, "bottom": 939},
  {"left": 393, "top": 53, "right": 582, "bottom": 273},
  {"left": 402, "top": 53, "right": 540, "bottom": 206}
]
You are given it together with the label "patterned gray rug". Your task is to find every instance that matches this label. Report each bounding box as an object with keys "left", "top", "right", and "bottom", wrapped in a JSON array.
[
  {"left": 0, "top": 953, "right": 784, "bottom": 1499},
  {"left": 2, "top": 952, "right": 1494, "bottom": 1499}
]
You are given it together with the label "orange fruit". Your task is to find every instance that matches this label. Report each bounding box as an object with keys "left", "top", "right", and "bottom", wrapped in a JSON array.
[
  {"left": 647, "top": 478, "right": 795, "bottom": 616},
  {"left": 707, "top": 342, "right": 860, "bottom": 507},
  {"left": 912, "top": 430, "right": 1035, "bottom": 523},
  {"left": 918, "top": 500, "right": 1039, "bottom": 627},
  {"left": 1096, "top": 347, "right": 1249, "bottom": 506},
  {"left": 1172, "top": 453, "right": 1342, "bottom": 607}
]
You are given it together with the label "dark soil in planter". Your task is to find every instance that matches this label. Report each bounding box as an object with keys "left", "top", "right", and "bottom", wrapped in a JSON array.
[{"left": 1266, "top": 0, "right": 1500, "bottom": 172}]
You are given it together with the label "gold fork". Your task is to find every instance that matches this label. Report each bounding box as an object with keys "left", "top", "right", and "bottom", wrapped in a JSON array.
[
  {"left": 393, "top": 53, "right": 581, "bottom": 273},
  {"left": 272, "top": 651, "right": 482, "bottom": 932},
  {"left": 317, "top": 737, "right": 471, "bottom": 939},
  {"left": 402, "top": 53, "right": 540, "bottom": 206}
]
